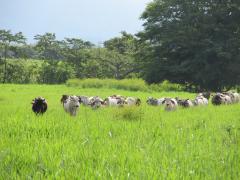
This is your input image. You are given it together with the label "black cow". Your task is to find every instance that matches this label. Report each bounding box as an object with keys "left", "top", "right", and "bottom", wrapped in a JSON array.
[{"left": 32, "top": 97, "right": 48, "bottom": 115}]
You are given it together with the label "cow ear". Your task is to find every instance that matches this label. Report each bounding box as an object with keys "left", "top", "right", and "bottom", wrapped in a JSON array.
[
  {"left": 162, "top": 99, "right": 166, "bottom": 104},
  {"left": 170, "top": 100, "right": 175, "bottom": 104},
  {"left": 78, "top": 97, "right": 82, "bottom": 103},
  {"left": 136, "top": 99, "right": 141, "bottom": 105}
]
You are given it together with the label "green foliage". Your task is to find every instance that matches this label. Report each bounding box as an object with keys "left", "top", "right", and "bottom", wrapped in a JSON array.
[
  {"left": 59, "top": 38, "right": 94, "bottom": 78},
  {"left": 0, "top": 30, "right": 26, "bottom": 45},
  {"left": 149, "top": 80, "right": 185, "bottom": 92},
  {"left": 0, "top": 59, "right": 42, "bottom": 84},
  {"left": 100, "top": 32, "right": 140, "bottom": 79},
  {"left": 114, "top": 106, "right": 144, "bottom": 121},
  {"left": 139, "top": 0, "right": 240, "bottom": 91},
  {"left": 66, "top": 78, "right": 184, "bottom": 92},
  {"left": 0, "top": 84, "right": 239, "bottom": 178},
  {"left": 38, "top": 61, "right": 75, "bottom": 84},
  {"left": 104, "top": 31, "right": 137, "bottom": 55},
  {"left": 0, "top": 29, "right": 26, "bottom": 83},
  {"left": 66, "top": 78, "right": 148, "bottom": 91},
  {"left": 0, "top": 30, "right": 141, "bottom": 82},
  {"left": 0, "top": 59, "right": 75, "bottom": 84},
  {"left": 12, "top": 45, "right": 39, "bottom": 59},
  {"left": 34, "top": 33, "right": 62, "bottom": 60},
  {"left": 4, "top": 61, "right": 31, "bottom": 83}
]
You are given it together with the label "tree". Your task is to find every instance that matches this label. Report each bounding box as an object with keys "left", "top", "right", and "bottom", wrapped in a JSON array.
[
  {"left": 4, "top": 60, "right": 30, "bottom": 83},
  {"left": 34, "top": 33, "right": 62, "bottom": 60},
  {"left": 9, "top": 44, "right": 39, "bottom": 59},
  {"left": 59, "top": 38, "right": 94, "bottom": 78},
  {"left": 38, "top": 61, "right": 75, "bottom": 84},
  {"left": 0, "top": 29, "right": 26, "bottom": 83},
  {"left": 139, "top": 0, "right": 240, "bottom": 91},
  {"left": 96, "top": 32, "right": 140, "bottom": 79}
]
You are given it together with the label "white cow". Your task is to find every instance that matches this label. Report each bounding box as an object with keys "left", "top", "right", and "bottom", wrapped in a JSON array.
[
  {"left": 232, "top": 92, "right": 240, "bottom": 103},
  {"left": 212, "top": 93, "right": 233, "bottom": 105},
  {"left": 88, "top": 96, "right": 104, "bottom": 109},
  {"left": 162, "top": 98, "right": 178, "bottom": 111},
  {"left": 78, "top": 96, "right": 90, "bottom": 106},
  {"left": 61, "top": 95, "right": 80, "bottom": 116},
  {"left": 194, "top": 94, "right": 208, "bottom": 106},
  {"left": 104, "top": 97, "right": 125, "bottom": 107},
  {"left": 223, "top": 92, "right": 240, "bottom": 104},
  {"left": 176, "top": 97, "right": 194, "bottom": 108},
  {"left": 124, "top": 97, "right": 141, "bottom": 106},
  {"left": 147, "top": 97, "right": 165, "bottom": 106}
]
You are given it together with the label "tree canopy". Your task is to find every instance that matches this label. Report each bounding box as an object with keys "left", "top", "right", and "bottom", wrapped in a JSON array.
[
  {"left": 0, "top": 30, "right": 26, "bottom": 83},
  {"left": 139, "top": 0, "right": 240, "bottom": 91}
]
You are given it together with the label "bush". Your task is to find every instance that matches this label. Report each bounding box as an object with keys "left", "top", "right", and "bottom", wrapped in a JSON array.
[
  {"left": 149, "top": 80, "right": 185, "bottom": 92},
  {"left": 6, "top": 61, "right": 28, "bottom": 83},
  {"left": 0, "top": 59, "right": 34, "bottom": 84},
  {"left": 66, "top": 78, "right": 148, "bottom": 91},
  {"left": 0, "top": 59, "right": 42, "bottom": 84},
  {"left": 37, "top": 61, "right": 75, "bottom": 84},
  {"left": 66, "top": 78, "right": 184, "bottom": 92},
  {"left": 113, "top": 106, "right": 144, "bottom": 121},
  {"left": 0, "top": 59, "right": 76, "bottom": 84}
]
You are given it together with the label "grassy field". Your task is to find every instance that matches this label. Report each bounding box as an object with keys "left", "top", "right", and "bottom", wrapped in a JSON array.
[{"left": 0, "top": 84, "right": 239, "bottom": 179}]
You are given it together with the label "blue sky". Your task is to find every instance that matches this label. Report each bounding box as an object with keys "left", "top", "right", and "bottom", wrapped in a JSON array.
[{"left": 0, "top": 0, "right": 151, "bottom": 44}]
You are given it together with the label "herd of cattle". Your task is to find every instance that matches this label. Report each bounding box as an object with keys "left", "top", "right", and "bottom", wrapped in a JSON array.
[{"left": 31, "top": 91, "right": 240, "bottom": 116}]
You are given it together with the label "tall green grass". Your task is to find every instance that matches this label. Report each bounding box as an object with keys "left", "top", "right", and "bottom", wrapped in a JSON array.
[
  {"left": 0, "top": 84, "right": 239, "bottom": 179},
  {"left": 66, "top": 78, "right": 184, "bottom": 92}
]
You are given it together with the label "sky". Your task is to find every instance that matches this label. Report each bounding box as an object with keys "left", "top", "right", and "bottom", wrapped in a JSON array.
[{"left": 0, "top": 0, "right": 151, "bottom": 44}]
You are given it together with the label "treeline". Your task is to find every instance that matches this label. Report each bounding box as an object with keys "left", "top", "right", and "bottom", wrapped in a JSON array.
[
  {"left": 0, "top": 31, "right": 140, "bottom": 84},
  {"left": 1, "top": 0, "right": 240, "bottom": 91},
  {"left": 0, "top": 59, "right": 75, "bottom": 84}
]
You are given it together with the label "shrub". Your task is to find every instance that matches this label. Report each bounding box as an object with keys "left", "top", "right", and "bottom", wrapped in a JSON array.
[
  {"left": 66, "top": 78, "right": 184, "bottom": 92},
  {"left": 38, "top": 61, "right": 75, "bottom": 84},
  {"left": 113, "top": 106, "right": 144, "bottom": 121},
  {"left": 149, "top": 80, "right": 185, "bottom": 92},
  {"left": 66, "top": 78, "right": 148, "bottom": 91},
  {"left": 0, "top": 59, "right": 76, "bottom": 84},
  {"left": 4, "top": 61, "right": 31, "bottom": 83}
]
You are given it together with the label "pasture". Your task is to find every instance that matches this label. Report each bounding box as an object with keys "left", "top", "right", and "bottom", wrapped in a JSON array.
[{"left": 0, "top": 84, "right": 239, "bottom": 179}]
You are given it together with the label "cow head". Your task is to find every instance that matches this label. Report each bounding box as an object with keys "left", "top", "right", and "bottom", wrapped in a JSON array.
[
  {"left": 162, "top": 98, "right": 177, "bottom": 111},
  {"left": 70, "top": 96, "right": 80, "bottom": 108},
  {"left": 61, "top": 95, "right": 69, "bottom": 104},
  {"left": 31, "top": 97, "right": 48, "bottom": 115}
]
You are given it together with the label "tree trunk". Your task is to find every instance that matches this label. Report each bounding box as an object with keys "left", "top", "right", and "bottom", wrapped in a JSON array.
[
  {"left": 115, "top": 64, "right": 121, "bottom": 79},
  {"left": 3, "top": 45, "right": 7, "bottom": 84}
]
